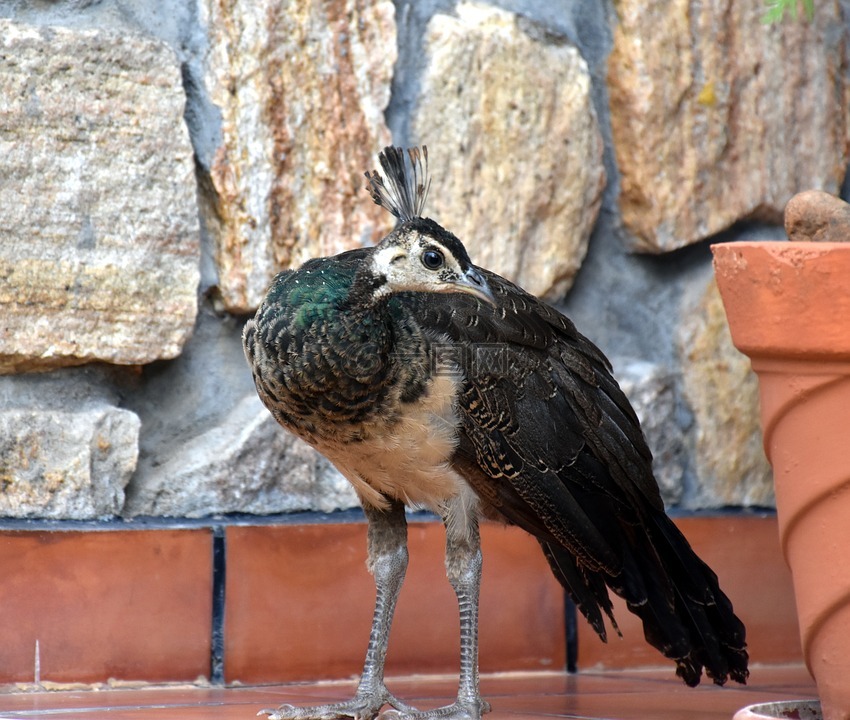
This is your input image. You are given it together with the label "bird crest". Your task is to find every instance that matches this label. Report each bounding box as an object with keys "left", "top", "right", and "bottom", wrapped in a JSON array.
[{"left": 365, "top": 146, "right": 431, "bottom": 223}]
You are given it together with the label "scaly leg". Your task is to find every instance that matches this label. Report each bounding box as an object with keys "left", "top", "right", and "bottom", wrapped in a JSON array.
[
  {"left": 381, "top": 496, "right": 491, "bottom": 720},
  {"left": 261, "top": 500, "right": 416, "bottom": 720}
]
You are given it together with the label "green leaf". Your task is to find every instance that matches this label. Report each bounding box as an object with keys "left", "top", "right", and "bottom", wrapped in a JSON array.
[
  {"left": 802, "top": 0, "right": 815, "bottom": 20},
  {"left": 761, "top": 0, "right": 815, "bottom": 23}
]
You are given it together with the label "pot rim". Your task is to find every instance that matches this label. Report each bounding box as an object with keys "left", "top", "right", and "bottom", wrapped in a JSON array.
[
  {"left": 732, "top": 699, "right": 822, "bottom": 719},
  {"left": 712, "top": 241, "right": 850, "bottom": 361}
]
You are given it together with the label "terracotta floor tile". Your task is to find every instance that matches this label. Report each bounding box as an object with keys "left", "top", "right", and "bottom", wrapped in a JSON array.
[
  {"left": 0, "top": 684, "right": 353, "bottom": 716},
  {"left": 486, "top": 667, "right": 816, "bottom": 720},
  {"left": 497, "top": 689, "right": 798, "bottom": 720},
  {"left": 224, "top": 519, "right": 564, "bottom": 684},
  {"left": 0, "top": 529, "right": 213, "bottom": 685},
  {"left": 0, "top": 665, "right": 817, "bottom": 720},
  {"left": 0, "top": 705, "right": 251, "bottom": 720},
  {"left": 240, "top": 667, "right": 816, "bottom": 719},
  {"left": 576, "top": 515, "right": 802, "bottom": 672}
]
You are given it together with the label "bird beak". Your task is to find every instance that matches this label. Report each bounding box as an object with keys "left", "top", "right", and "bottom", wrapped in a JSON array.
[{"left": 458, "top": 267, "right": 496, "bottom": 305}]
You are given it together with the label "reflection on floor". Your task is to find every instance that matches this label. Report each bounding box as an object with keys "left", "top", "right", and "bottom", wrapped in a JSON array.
[{"left": 0, "top": 664, "right": 817, "bottom": 720}]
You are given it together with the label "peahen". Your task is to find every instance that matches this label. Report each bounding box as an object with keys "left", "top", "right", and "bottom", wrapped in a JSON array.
[{"left": 242, "top": 146, "right": 749, "bottom": 720}]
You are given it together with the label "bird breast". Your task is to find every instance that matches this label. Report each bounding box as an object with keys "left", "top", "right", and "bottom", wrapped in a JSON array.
[
  {"left": 245, "top": 308, "right": 469, "bottom": 513},
  {"left": 314, "top": 369, "right": 468, "bottom": 512}
]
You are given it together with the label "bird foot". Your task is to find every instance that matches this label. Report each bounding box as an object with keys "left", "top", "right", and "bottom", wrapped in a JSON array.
[
  {"left": 259, "top": 689, "right": 417, "bottom": 720},
  {"left": 379, "top": 698, "right": 491, "bottom": 720}
]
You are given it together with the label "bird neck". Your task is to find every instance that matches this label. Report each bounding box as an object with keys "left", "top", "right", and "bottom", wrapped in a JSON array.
[
  {"left": 345, "top": 263, "right": 391, "bottom": 312},
  {"left": 335, "top": 277, "right": 433, "bottom": 408}
]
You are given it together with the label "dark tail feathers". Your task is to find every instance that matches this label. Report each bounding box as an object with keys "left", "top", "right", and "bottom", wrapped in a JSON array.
[{"left": 541, "top": 512, "right": 749, "bottom": 687}]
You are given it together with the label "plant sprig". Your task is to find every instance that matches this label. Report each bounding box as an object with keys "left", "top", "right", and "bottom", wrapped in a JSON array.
[{"left": 762, "top": 0, "right": 815, "bottom": 23}]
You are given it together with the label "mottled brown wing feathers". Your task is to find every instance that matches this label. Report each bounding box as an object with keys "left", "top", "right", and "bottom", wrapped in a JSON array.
[{"left": 405, "top": 267, "right": 748, "bottom": 687}]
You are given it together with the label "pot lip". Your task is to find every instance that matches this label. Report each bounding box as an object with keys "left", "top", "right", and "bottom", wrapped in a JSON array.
[
  {"left": 732, "top": 699, "right": 822, "bottom": 720},
  {"left": 711, "top": 239, "right": 850, "bottom": 270},
  {"left": 711, "top": 239, "right": 850, "bottom": 265},
  {"left": 712, "top": 240, "right": 850, "bottom": 251},
  {"left": 712, "top": 239, "right": 850, "bottom": 361},
  {"left": 709, "top": 236, "right": 850, "bottom": 274}
]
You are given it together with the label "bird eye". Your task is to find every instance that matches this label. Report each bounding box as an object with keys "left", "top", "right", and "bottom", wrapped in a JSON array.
[{"left": 422, "top": 249, "right": 444, "bottom": 270}]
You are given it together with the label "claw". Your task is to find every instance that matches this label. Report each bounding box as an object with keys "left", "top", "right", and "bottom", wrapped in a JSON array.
[{"left": 258, "top": 705, "right": 305, "bottom": 720}]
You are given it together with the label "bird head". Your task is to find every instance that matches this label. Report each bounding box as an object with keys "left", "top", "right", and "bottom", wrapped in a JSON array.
[
  {"left": 370, "top": 217, "right": 494, "bottom": 304},
  {"left": 364, "top": 146, "right": 495, "bottom": 305}
]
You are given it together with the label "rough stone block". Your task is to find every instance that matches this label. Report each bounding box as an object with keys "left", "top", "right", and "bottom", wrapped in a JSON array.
[
  {"left": 125, "top": 393, "right": 356, "bottom": 518},
  {"left": 608, "top": 0, "right": 849, "bottom": 251},
  {"left": 0, "top": 20, "right": 200, "bottom": 373},
  {"left": 678, "top": 272, "right": 774, "bottom": 508},
  {"left": 121, "top": 310, "right": 358, "bottom": 518},
  {"left": 0, "top": 376, "right": 140, "bottom": 519},
  {"left": 614, "top": 358, "right": 686, "bottom": 507},
  {"left": 201, "top": 0, "right": 396, "bottom": 312},
  {"left": 410, "top": 2, "right": 605, "bottom": 301}
]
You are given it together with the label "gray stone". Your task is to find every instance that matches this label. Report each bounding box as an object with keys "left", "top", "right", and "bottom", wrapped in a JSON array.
[
  {"left": 200, "top": 0, "right": 396, "bottom": 313},
  {"left": 678, "top": 271, "right": 774, "bottom": 508},
  {"left": 608, "top": 0, "right": 849, "bottom": 252},
  {"left": 122, "top": 308, "right": 357, "bottom": 518},
  {"left": 410, "top": 1, "right": 606, "bottom": 301},
  {"left": 125, "top": 394, "right": 356, "bottom": 518},
  {"left": 613, "top": 358, "right": 686, "bottom": 507},
  {"left": 0, "top": 369, "right": 140, "bottom": 519},
  {"left": 0, "top": 20, "right": 199, "bottom": 374}
]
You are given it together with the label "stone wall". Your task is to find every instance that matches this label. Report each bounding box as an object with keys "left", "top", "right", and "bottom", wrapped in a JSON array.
[{"left": 1, "top": 0, "right": 847, "bottom": 519}]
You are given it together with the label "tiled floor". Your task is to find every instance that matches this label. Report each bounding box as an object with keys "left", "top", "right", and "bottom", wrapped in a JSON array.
[{"left": 0, "top": 665, "right": 818, "bottom": 720}]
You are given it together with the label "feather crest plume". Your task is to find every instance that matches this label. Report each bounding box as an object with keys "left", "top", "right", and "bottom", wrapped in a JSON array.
[{"left": 365, "top": 146, "right": 431, "bottom": 222}]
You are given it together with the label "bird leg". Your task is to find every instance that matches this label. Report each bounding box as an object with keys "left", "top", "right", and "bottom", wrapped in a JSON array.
[
  {"left": 261, "top": 500, "right": 416, "bottom": 720},
  {"left": 381, "top": 500, "right": 491, "bottom": 720}
]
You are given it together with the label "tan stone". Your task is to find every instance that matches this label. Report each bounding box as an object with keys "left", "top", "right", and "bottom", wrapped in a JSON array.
[
  {"left": 0, "top": 21, "right": 199, "bottom": 374},
  {"left": 678, "top": 272, "right": 774, "bottom": 508},
  {"left": 201, "top": 0, "right": 396, "bottom": 312},
  {"left": 0, "top": 405, "right": 140, "bottom": 520},
  {"left": 609, "top": 0, "right": 849, "bottom": 252},
  {"left": 784, "top": 189, "right": 850, "bottom": 243},
  {"left": 410, "top": 2, "right": 605, "bottom": 301}
]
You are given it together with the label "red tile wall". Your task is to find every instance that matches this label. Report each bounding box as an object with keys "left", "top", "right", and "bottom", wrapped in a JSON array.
[
  {"left": 0, "top": 514, "right": 800, "bottom": 687},
  {"left": 223, "top": 520, "right": 565, "bottom": 684},
  {"left": 0, "top": 529, "right": 213, "bottom": 685}
]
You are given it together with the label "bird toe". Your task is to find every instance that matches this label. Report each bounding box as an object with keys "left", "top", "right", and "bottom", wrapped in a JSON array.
[
  {"left": 378, "top": 698, "right": 490, "bottom": 720},
  {"left": 256, "top": 686, "right": 418, "bottom": 720}
]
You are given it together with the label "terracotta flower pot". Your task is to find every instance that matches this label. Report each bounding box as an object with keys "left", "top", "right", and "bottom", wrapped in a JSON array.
[{"left": 712, "top": 241, "right": 850, "bottom": 720}]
